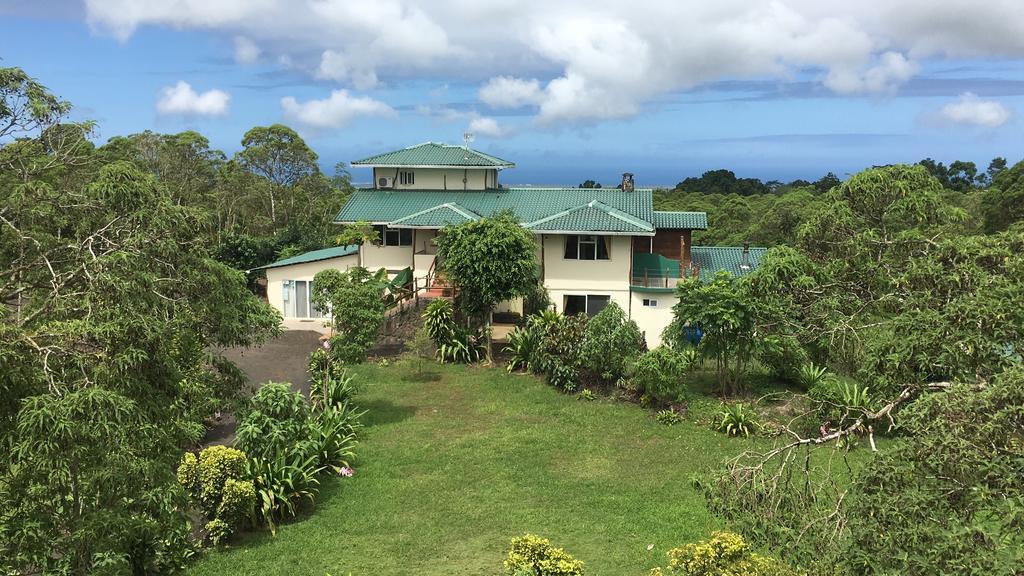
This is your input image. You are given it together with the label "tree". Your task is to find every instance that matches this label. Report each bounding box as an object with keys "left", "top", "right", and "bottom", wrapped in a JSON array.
[
  {"left": 404, "top": 326, "right": 436, "bottom": 379},
  {"left": 981, "top": 158, "right": 1024, "bottom": 233},
  {"left": 311, "top": 267, "right": 389, "bottom": 364},
  {"left": 0, "top": 67, "right": 70, "bottom": 139},
  {"left": 986, "top": 156, "right": 1007, "bottom": 182},
  {"left": 578, "top": 179, "right": 602, "bottom": 188},
  {"left": 236, "top": 124, "right": 319, "bottom": 225},
  {"left": 947, "top": 160, "right": 978, "bottom": 192},
  {"left": 844, "top": 369, "right": 1024, "bottom": 575},
  {"left": 666, "top": 271, "right": 759, "bottom": 396},
  {"left": 674, "top": 169, "right": 770, "bottom": 196},
  {"left": 0, "top": 68, "right": 280, "bottom": 572},
  {"left": 703, "top": 165, "right": 1024, "bottom": 573},
  {"left": 434, "top": 212, "right": 539, "bottom": 360},
  {"left": 813, "top": 171, "right": 841, "bottom": 194}
]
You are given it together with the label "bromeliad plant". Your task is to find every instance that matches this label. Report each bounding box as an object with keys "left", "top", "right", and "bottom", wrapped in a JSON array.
[
  {"left": 504, "top": 323, "right": 542, "bottom": 373},
  {"left": 246, "top": 449, "right": 322, "bottom": 536},
  {"left": 797, "top": 362, "right": 829, "bottom": 390},
  {"left": 717, "top": 403, "right": 759, "bottom": 437}
]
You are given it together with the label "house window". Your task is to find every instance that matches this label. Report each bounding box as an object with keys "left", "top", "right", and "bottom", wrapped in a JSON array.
[
  {"left": 642, "top": 298, "right": 658, "bottom": 308},
  {"left": 399, "top": 170, "right": 415, "bottom": 185},
  {"left": 564, "top": 294, "right": 610, "bottom": 317},
  {"left": 374, "top": 225, "right": 413, "bottom": 246},
  {"left": 563, "top": 235, "right": 609, "bottom": 260},
  {"left": 282, "top": 280, "right": 328, "bottom": 318}
]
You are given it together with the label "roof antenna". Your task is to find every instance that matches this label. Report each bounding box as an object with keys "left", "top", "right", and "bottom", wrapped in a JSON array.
[{"left": 462, "top": 132, "right": 474, "bottom": 157}]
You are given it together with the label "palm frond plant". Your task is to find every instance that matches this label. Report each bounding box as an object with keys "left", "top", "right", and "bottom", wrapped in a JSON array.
[
  {"left": 716, "top": 403, "right": 758, "bottom": 437},
  {"left": 423, "top": 299, "right": 456, "bottom": 344}
]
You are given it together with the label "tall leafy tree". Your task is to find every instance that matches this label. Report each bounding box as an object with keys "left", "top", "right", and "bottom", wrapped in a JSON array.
[
  {"left": 236, "top": 124, "right": 319, "bottom": 225},
  {"left": 435, "top": 212, "right": 539, "bottom": 359}
]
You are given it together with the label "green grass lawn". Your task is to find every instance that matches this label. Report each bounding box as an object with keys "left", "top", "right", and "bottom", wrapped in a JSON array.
[{"left": 190, "top": 361, "right": 781, "bottom": 575}]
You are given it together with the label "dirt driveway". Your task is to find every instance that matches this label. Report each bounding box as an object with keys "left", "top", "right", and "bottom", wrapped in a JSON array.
[{"left": 204, "top": 330, "right": 322, "bottom": 444}]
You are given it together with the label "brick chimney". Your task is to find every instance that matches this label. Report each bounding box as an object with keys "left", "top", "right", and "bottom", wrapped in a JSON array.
[{"left": 621, "top": 172, "right": 634, "bottom": 192}]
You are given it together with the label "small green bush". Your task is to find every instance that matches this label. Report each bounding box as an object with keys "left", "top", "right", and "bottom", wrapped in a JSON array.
[
  {"left": 424, "top": 298, "right": 456, "bottom": 344},
  {"left": 807, "top": 376, "right": 874, "bottom": 437},
  {"left": 311, "top": 404, "right": 360, "bottom": 475},
  {"left": 651, "top": 531, "right": 801, "bottom": 575},
  {"left": 579, "top": 301, "right": 644, "bottom": 381},
  {"left": 504, "top": 534, "right": 585, "bottom": 576},
  {"left": 630, "top": 347, "right": 691, "bottom": 401},
  {"left": 757, "top": 335, "right": 810, "bottom": 385},
  {"left": 534, "top": 313, "right": 587, "bottom": 392},
  {"left": 236, "top": 382, "right": 314, "bottom": 460}
]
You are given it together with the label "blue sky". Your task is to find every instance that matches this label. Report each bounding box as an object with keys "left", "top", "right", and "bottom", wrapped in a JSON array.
[{"left": 3, "top": 0, "right": 1024, "bottom": 186}]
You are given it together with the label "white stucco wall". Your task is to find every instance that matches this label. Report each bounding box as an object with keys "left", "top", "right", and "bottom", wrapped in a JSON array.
[
  {"left": 360, "top": 243, "right": 414, "bottom": 276},
  {"left": 373, "top": 167, "right": 495, "bottom": 190},
  {"left": 541, "top": 234, "right": 632, "bottom": 292},
  {"left": 629, "top": 292, "right": 678, "bottom": 348},
  {"left": 264, "top": 255, "right": 358, "bottom": 318}
]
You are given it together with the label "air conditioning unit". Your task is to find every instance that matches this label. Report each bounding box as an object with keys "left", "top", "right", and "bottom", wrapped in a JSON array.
[{"left": 378, "top": 177, "right": 394, "bottom": 189}]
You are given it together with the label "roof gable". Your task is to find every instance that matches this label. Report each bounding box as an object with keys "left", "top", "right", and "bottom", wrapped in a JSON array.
[
  {"left": 390, "top": 202, "right": 481, "bottom": 227},
  {"left": 352, "top": 142, "right": 515, "bottom": 168},
  {"left": 525, "top": 200, "right": 654, "bottom": 234},
  {"left": 335, "top": 187, "right": 657, "bottom": 233}
]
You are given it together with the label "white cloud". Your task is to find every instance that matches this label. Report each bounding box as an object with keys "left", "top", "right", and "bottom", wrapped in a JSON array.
[
  {"left": 280, "top": 90, "right": 396, "bottom": 129},
  {"left": 824, "top": 52, "right": 918, "bottom": 94},
  {"left": 479, "top": 77, "right": 544, "bottom": 109},
  {"left": 940, "top": 93, "right": 1011, "bottom": 128},
  {"left": 417, "top": 106, "right": 513, "bottom": 139},
  {"left": 233, "top": 35, "right": 261, "bottom": 64},
  {"left": 87, "top": 0, "right": 1024, "bottom": 124},
  {"left": 468, "top": 116, "right": 507, "bottom": 138},
  {"left": 316, "top": 50, "right": 379, "bottom": 90},
  {"left": 155, "top": 81, "right": 230, "bottom": 116}
]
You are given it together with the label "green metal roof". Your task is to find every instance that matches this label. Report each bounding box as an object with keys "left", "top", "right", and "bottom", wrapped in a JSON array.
[
  {"left": 691, "top": 246, "right": 767, "bottom": 279},
  {"left": 525, "top": 200, "right": 654, "bottom": 234},
  {"left": 351, "top": 142, "right": 515, "bottom": 168},
  {"left": 390, "top": 203, "right": 480, "bottom": 228},
  {"left": 653, "top": 211, "right": 708, "bottom": 230},
  {"left": 335, "top": 188, "right": 656, "bottom": 234},
  {"left": 254, "top": 245, "right": 359, "bottom": 270}
]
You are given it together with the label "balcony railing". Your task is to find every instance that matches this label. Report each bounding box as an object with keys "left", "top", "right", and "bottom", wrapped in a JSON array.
[{"left": 630, "top": 270, "right": 681, "bottom": 289}]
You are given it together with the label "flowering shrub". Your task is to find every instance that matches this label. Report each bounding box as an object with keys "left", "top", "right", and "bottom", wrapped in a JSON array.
[
  {"left": 177, "top": 446, "right": 255, "bottom": 544},
  {"left": 504, "top": 534, "right": 585, "bottom": 576},
  {"left": 649, "top": 531, "right": 800, "bottom": 576}
]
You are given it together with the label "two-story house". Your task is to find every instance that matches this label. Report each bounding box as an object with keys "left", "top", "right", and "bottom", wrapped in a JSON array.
[{"left": 258, "top": 142, "right": 765, "bottom": 346}]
